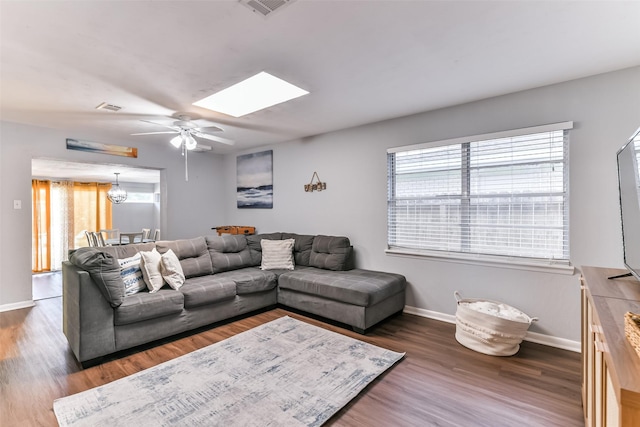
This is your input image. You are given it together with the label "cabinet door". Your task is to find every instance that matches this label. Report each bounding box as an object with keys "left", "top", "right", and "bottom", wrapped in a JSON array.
[{"left": 604, "top": 364, "right": 621, "bottom": 426}]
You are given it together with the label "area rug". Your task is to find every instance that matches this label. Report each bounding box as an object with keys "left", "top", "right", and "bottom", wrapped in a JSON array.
[{"left": 53, "top": 316, "right": 404, "bottom": 426}]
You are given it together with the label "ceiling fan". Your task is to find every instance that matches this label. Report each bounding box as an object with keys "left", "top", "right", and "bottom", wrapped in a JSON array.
[
  {"left": 132, "top": 114, "right": 235, "bottom": 181},
  {"left": 132, "top": 114, "right": 235, "bottom": 150}
]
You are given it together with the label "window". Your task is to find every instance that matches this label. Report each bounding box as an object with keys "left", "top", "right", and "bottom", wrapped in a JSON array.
[
  {"left": 123, "top": 192, "right": 155, "bottom": 203},
  {"left": 387, "top": 122, "right": 572, "bottom": 264}
]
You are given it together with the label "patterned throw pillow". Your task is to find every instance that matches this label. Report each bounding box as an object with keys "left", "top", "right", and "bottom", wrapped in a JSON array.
[
  {"left": 140, "top": 248, "right": 165, "bottom": 293},
  {"left": 260, "top": 239, "right": 295, "bottom": 270},
  {"left": 118, "top": 252, "right": 146, "bottom": 296},
  {"left": 160, "top": 249, "right": 185, "bottom": 290}
]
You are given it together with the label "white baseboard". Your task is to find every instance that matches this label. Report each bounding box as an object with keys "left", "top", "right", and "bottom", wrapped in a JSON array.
[
  {"left": 0, "top": 300, "right": 36, "bottom": 313},
  {"left": 403, "top": 305, "right": 581, "bottom": 353}
]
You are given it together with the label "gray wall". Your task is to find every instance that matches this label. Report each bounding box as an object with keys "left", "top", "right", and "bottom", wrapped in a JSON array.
[
  {"left": 2, "top": 67, "right": 638, "bottom": 345},
  {"left": 112, "top": 182, "right": 160, "bottom": 234},
  {"left": 0, "top": 122, "right": 226, "bottom": 308},
  {"left": 223, "top": 66, "right": 640, "bottom": 344}
]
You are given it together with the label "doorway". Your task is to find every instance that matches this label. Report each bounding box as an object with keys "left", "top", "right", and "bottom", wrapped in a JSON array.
[{"left": 31, "top": 158, "right": 162, "bottom": 299}]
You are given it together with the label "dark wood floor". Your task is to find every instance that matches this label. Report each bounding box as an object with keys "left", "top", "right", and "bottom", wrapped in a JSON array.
[{"left": 0, "top": 294, "right": 585, "bottom": 426}]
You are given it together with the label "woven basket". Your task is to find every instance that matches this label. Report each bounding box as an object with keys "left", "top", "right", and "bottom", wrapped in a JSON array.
[
  {"left": 454, "top": 291, "right": 538, "bottom": 356},
  {"left": 624, "top": 312, "right": 640, "bottom": 359}
]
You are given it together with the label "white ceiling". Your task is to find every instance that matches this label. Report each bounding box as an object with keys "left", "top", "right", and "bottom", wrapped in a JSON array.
[{"left": 3, "top": 0, "right": 640, "bottom": 164}]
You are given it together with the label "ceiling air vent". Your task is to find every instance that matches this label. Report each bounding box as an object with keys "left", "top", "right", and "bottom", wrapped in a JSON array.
[
  {"left": 95, "top": 102, "right": 122, "bottom": 112},
  {"left": 240, "top": 0, "right": 296, "bottom": 18}
]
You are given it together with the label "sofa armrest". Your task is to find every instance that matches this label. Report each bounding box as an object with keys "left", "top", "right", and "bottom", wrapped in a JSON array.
[{"left": 62, "top": 261, "right": 116, "bottom": 363}]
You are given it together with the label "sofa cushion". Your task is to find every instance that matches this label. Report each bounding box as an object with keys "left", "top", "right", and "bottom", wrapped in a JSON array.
[
  {"left": 309, "top": 235, "right": 352, "bottom": 271},
  {"left": 69, "top": 247, "right": 125, "bottom": 307},
  {"left": 179, "top": 275, "right": 237, "bottom": 308},
  {"left": 214, "top": 267, "right": 278, "bottom": 295},
  {"left": 247, "top": 233, "right": 283, "bottom": 265},
  {"left": 156, "top": 237, "right": 213, "bottom": 278},
  {"left": 278, "top": 268, "right": 406, "bottom": 307},
  {"left": 261, "top": 238, "right": 295, "bottom": 270},
  {"left": 206, "top": 235, "right": 254, "bottom": 273},
  {"left": 114, "top": 289, "right": 184, "bottom": 326},
  {"left": 281, "top": 233, "right": 315, "bottom": 266}
]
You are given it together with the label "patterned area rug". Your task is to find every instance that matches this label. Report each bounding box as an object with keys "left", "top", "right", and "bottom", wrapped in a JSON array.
[{"left": 54, "top": 316, "right": 404, "bottom": 426}]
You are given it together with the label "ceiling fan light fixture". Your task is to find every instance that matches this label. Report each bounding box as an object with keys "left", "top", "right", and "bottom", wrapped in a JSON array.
[
  {"left": 170, "top": 135, "right": 183, "bottom": 148},
  {"left": 107, "top": 173, "right": 127, "bottom": 204},
  {"left": 192, "top": 71, "right": 309, "bottom": 117},
  {"left": 185, "top": 134, "right": 198, "bottom": 150}
]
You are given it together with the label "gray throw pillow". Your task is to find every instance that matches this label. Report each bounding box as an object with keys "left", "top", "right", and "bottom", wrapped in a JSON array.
[{"left": 69, "top": 247, "right": 125, "bottom": 307}]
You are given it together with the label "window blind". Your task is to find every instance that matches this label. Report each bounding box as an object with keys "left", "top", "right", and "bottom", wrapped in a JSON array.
[{"left": 387, "top": 122, "right": 571, "bottom": 263}]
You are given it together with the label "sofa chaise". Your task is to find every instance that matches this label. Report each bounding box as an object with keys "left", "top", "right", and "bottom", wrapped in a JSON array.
[{"left": 62, "top": 232, "right": 406, "bottom": 365}]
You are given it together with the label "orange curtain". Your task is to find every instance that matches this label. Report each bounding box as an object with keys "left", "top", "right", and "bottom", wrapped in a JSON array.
[
  {"left": 72, "top": 182, "right": 113, "bottom": 248},
  {"left": 32, "top": 180, "right": 114, "bottom": 271},
  {"left": 32, "top": 179, "right": 51, "bottom": 272}
]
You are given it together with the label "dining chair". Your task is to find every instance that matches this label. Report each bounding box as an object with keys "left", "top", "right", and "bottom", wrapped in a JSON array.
[
  {"left": 100, "top": 229, "right": 120, "bottom": 245},
  {"left": 84, "top": 230, "right": 95, "bottom": 247},
  {"left": 93, "top": 232, "right": 106, "bottom": 247},
  {"left": 152, "top": 229, "right": 161, "bottom": 241},
  {"left": 142, "top": 228, "right": 156, "bottom": 243}
]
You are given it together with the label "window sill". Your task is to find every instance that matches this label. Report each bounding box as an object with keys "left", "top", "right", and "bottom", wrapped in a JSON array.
[{"left": 385, "top": 248, "right": 575, "bottom": 275}]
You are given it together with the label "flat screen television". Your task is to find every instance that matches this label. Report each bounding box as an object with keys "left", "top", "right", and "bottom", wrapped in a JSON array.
[{"left": 615, "top": 126, "right": 640, "bottom": 280}]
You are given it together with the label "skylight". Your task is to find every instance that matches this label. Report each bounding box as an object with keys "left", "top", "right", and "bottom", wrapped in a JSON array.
[{"left": 193, "top": 72, "right": 309, "bottom": 117}]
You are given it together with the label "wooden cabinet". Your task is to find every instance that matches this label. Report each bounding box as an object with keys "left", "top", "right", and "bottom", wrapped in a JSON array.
[{"left": 581, "top": 266, "right": 640, "bottom": 426}]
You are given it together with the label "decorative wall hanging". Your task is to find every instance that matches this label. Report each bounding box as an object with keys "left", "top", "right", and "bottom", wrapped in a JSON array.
[
  {"left": 304, "top": 171, "right": 326, "bottom": 192},
  {"left": 66, "top": 138, "right": 138, "bottom": 158},
  {"left": 237, "top": 150, "right": 273, "bottom": 209}
]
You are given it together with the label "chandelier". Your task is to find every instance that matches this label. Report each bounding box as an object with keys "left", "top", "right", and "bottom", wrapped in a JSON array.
[{"left": 107, "top": 172, "right": 127, "bottom": 204}]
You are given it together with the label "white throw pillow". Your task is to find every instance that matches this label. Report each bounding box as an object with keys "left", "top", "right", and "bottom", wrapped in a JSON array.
[
  {"left": 260, "top": 239, "right": 295, "bottom": 270},
  {"left": 118, "top": 252, "right": 146, "bottom": 296},
  {"left": 140, "top": 248, "right": 165, "bottom": 293},
  {"left": 160, "top": 249, "right": 185, "bottom": 290}
]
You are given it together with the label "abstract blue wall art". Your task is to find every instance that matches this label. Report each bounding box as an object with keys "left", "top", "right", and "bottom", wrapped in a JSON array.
[{"left": 237, "top": 150, "right": 273, "bottom": 209}]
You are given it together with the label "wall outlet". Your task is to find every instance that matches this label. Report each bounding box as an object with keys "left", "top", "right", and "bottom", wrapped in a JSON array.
[{"left": 13, "top": 200, "right": 22, "bottom": 209}]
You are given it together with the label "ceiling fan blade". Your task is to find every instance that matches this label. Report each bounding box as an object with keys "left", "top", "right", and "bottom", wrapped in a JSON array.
[
  {"left": 131, "top": 131, "right": 179, "bottom": 136},
  {"left": 140, "top": 119, "right": 180, "bottom": 131},
  {"left": 195, "top": 125, "right": 224, "bottom": 133},
  {"left": 193, "top": 131, "right": 235, "bottom": 146},
  {"left": 191, "top": 119, "right": 224, "bottom": 132},
  {"left": 193, "top": 144, "right": 213, "bottom": 152}
]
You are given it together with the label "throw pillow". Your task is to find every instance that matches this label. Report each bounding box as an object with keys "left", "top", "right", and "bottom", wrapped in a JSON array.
[
  {"left": 260, "top": 238, "right": 295, "bottom": 270},
  {"left": 69, "top": 248, "right": 125, "bottom": 307},
  {"left": 160, "top": 249, "right": 185, "bottom": 290},
  {"left": 118, "top": 252, "right": 146, "bottom": 296},
  {"left": 140, "top": 248, "right": 165, "bottom": 293}
]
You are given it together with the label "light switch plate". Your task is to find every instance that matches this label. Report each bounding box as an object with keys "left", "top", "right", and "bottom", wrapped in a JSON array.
[{"left": 13, "top": 200, "right": 22, "bottom": 209}]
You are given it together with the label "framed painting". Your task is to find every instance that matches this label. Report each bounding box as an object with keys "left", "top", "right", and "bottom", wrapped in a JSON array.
[
  {"left": 66, "top": 138, "right": 137, "bottom": 158},
  {"left": 237, "top": 150, "right": 273, "bottom": 209}
]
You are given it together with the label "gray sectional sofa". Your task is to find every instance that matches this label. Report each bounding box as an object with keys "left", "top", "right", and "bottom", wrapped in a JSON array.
[{"left": 62, "top": 232, "right": 406, "bottom": 365}]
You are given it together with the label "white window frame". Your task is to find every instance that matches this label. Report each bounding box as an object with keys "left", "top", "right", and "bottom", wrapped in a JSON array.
[
  {"left": 122, "top": 192, "right": 155, "bottom": 204},
  {"left": 386, "top": 122, "right": 574, "bottom": 274}
]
